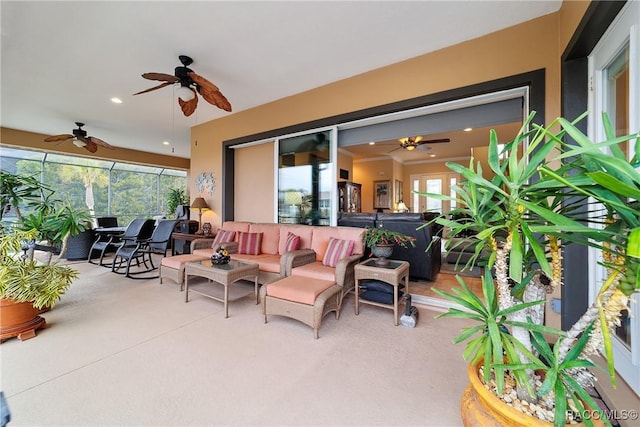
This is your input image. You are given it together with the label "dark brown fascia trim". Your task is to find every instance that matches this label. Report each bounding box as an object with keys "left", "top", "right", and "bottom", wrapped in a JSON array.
[
  {"left": 222, "top": 68, "right": 546, "bottom": 221},
  {"left": 562, "top": 0, "right": 627, "bottom": 62}
]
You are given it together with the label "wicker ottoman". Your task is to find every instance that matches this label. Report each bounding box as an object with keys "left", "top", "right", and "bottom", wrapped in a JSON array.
[
  {"left": 160, "top": 254, "right": 208, "bottom": 290},
  {"left": 261, "top": 276, "right": 341, "bottom": 339}
]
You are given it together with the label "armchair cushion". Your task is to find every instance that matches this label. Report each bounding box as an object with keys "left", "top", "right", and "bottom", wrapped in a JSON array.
[
  {"left": 238, "top": 232, "right": 263, "bottom": 255},
  {"left": 322, "top": 238, "right": 354, "bottom": 267}
]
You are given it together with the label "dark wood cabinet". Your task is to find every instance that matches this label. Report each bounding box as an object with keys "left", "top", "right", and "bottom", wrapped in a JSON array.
[{"left": 338, "top": 181, "right": 361, "bottom": 213}]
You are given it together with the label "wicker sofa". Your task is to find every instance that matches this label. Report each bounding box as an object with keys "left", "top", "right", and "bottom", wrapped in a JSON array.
[{"left": 190, "top": 222, "right": 365, "bottom": 298}]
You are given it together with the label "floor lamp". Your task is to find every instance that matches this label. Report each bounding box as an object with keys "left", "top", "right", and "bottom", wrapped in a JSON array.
[{"left": 191, "top": 197, "right": 210, "bottom": 234}]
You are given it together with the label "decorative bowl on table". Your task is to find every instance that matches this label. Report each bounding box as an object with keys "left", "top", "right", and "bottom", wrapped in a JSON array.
[{"left": 211, "top": 249, "right": 230, "bottom": 265}]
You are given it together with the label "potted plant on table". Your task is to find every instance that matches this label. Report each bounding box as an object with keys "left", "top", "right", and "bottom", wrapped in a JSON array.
[
  {"left": 362, "top": 226, "right": 415, "bottom": 266},
  {"left": 0, "top": 226, "right": 78, "bottom": 341},
  {"left": 424, "top": 112, "right": 640, "bottom": 426},
  {"left": 166, "top": 187, "right": 188, "bottom": 217}
]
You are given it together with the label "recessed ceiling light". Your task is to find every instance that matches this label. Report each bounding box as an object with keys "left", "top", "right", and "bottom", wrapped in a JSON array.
[
  {"left": 368, "top": 141, "right": 375, "bottom": 145},
  {"left": 464, "top": 127, "right": 472, "bottom": 132},
  {"left": 162, "top": 141, "right": 170, "bottom": 146},
  {"left": 430, "top": 154, "right": 436, "bottom": 158},
  {"left": 111, "top": 97, "right": 123, "bottom": 104}
]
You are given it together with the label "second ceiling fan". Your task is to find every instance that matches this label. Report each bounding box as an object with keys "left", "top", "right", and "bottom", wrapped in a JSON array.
[
  {"left": 388, "top": 136, "right": 450, "bottom": 152},
  {"left": 134, "top": 55, "right": 231, "bottom": 117}
]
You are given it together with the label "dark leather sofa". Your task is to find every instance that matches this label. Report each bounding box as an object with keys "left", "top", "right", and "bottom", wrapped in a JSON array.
[{"left": 337, "top": 212, "right": 441, "bottom": 281}]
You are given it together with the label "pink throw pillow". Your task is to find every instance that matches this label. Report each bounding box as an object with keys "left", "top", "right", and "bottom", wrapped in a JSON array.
[
  {"left": 211, "top": 230, "right": 236, "bottom": 248},
  {"left": 238, "top": 232, "right": 263, "bottom": 255},
  {"left": 284, "top": 232, "right": 301, "bottom": 252},
  {"left": 322, "top": 238, "right": 354, "bottom": 268}
]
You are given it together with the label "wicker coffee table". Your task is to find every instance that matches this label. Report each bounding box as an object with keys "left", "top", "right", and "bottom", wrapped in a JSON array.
[
  {"left": 354, "top": 258, "right": 410, "bottom": 325},
  {"left": 184, "top": 259, "right": 259, "bottom": 318}
]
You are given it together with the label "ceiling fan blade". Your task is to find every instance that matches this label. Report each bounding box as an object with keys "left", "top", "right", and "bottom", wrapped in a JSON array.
[
  {"left": 178, "top": 89, "right": 198, "bottom": 117},
  {"left": 187, "top": 71, "right": 219, "bottom": 92},
  {"left": 387, "top": 146, "right": 402, "bottom": 153},
  {"left": 133, "top": 81, "right": 173, "bottom": 96},
  {"left": 420, "top": 138, "right": 450, "bottom": 144},
  {"left": 44, "top": 134, "right": 74, "bottom": 142},
  {"left": 83, "top": 140, "right": 98, "bottom": 153},
  {"left": 89, "top": 136, "right": 114, "bottom": 150},
  {"left": 141, "top": 72, "right": 179, "bottom": 83},
  {"left": 189, "top": 72, "right": 232, "bottom": 112}
]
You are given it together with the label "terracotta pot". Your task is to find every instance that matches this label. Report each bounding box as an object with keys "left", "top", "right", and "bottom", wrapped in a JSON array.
[
  {"left": 461, "top": 362, "right": 604, "bottom": 427},
  {"left": 0, "top": 298, "right": 46, "bottom": 342}
]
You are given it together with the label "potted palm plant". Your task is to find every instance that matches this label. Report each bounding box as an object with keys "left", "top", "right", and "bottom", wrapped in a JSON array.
[
  {"left": 0, "top": 226, "right": 78, "bottom": 341},
  {"left": 425, "top": 112, "right": 640, "bottom": 426}
]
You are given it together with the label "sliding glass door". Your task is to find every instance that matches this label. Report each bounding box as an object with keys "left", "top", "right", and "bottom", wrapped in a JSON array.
[
  {"left": 276, "top": 129, "right": 335, "bottom": 225},
  {"left": 588, "top": 0, "right": 639, "bottom": 396}
]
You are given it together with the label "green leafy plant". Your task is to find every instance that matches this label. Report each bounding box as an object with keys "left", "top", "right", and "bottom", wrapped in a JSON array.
[
  {"left": 0, "top": 226, "right": 77, "bottom": 309},
  {"left": 423, "top": 112, "right": 640, "bottom": 426},
  {"left": 166, "top": 187, "right": 188, "bottom": 216},
  {"left": 0, "top": 171, "right": 49, "bottom": 222},
  {"left": 362, "top": 226, "right": 416, "bottom": 249},
  {"left": 2, "top": 171, "right": 92, "bottom": 262}
]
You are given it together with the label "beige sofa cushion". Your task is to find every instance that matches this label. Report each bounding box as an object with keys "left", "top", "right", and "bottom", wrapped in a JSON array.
[
  {"left": 248, "top": 223, "right": 280, "bottom": 255},
  {"left": 310, "top": 226, "right": 364, "bottom": 261},
  {"left": 278, "top": 224, "right": 313, "bottom": 254},
  {"left": 231, "top": 253, "right": 281, "bottom": 273},
  {"left": 221, "top": 221, "right": 251, "bottom": 237}
]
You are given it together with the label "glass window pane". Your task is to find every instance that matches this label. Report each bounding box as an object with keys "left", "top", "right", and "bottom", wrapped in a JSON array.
[
  {"left": 450, "top": 177, "right": 457, "bottom": 209},
  {"left": 604, "top": 45, "right": 631, "bottom": 350},
  {"left": 425, "top": 178, "right": 442, "bottom": 212},
  {"left": 412, "top": 179, "right": 420, "bottom": 213},
  {"left": 278, "top": 130, "right": 332, "bottom": 225},
  {"left": 1, "top": 146, "right": 186, "bottom": 225}
]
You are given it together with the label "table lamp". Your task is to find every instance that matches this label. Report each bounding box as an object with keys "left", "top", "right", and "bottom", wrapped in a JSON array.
[
  {"left": 191, "top": 197, "right": 210, "bottom": 234},
  {"left": 397, "top": 201, "right": 409, "bottom": 213}
]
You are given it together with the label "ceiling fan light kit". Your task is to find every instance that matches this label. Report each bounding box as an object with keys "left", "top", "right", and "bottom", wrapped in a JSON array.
[
  {"left": 390, "top": 135, "right": 451, "bottom": 152},
  {"left": 176, "top": 85, "right": 196, "bottom": 102},
  {"left": 134, "top": 55, "right": 232, "bottom": 117}
]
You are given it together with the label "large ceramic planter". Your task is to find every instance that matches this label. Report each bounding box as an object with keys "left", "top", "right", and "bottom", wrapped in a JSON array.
[
  {"left": 371, "top": 243, "right": 394, "bottom": 266},
  {"left": 0, "top": 298, "right": 46, "bottom": 342},
  {"left": 461, "top": 362, "right": 603, "bottom": 427}
]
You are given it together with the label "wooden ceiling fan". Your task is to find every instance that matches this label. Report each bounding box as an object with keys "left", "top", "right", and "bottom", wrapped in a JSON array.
[
  {"left": 134, "top": 55, "right": 231, "bottom": 117},
  {"left": 44, "top": 122, "right": 114, "bottom": 154}
]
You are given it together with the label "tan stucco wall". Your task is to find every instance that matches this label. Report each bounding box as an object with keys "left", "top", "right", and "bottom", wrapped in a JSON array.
[
  {"left": 1, "top": 127, "right": 189, "bottom": 170},
  {"left": 192, "top": 6, "right": 593, "bottom": 226}
]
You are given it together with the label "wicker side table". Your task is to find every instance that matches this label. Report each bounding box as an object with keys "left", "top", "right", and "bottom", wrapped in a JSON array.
[{"left": 354, "top": 258, "right": 410, "bottom": 326}]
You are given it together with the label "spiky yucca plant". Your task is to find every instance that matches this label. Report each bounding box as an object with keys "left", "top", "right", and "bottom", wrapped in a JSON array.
[{"left": 426, "top": 112, "right": 640, "bottom": 427}]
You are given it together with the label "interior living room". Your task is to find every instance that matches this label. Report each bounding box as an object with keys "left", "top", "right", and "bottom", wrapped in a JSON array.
[{"left": 2, "top": 1, "right": 639, "bottom": 426}]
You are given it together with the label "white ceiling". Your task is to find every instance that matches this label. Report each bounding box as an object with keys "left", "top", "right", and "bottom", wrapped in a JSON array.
[{"left": 1, "top": 1, "right": 561, "bottom": 160}]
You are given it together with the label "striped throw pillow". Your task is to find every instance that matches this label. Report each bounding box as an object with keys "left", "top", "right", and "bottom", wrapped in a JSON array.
[
  {"left": 211, "top": 230, "right": 236, "bottom": 249},
  {"left": 284, "top": 232, "right": 301, "bottom": 252},
  {"left": 322, "top": 238, "right": 354, "bottom": 268},
  {"left": 238, "top": 232, "right": 263, "bottom": 255}
]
